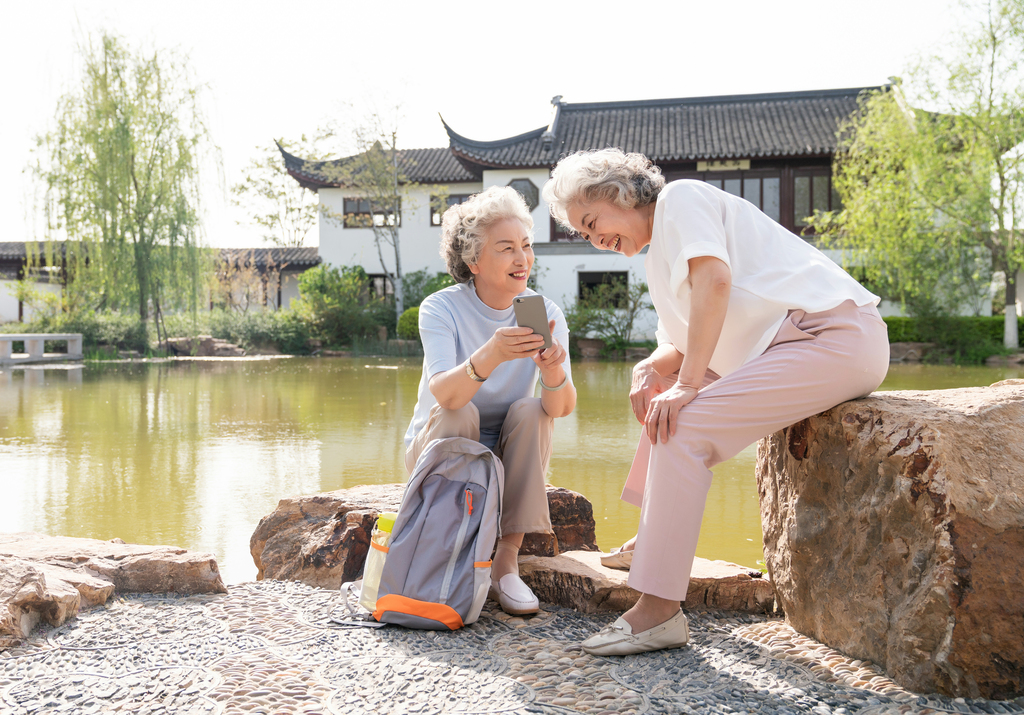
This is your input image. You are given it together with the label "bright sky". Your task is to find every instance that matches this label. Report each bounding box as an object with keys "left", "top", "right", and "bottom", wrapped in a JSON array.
[{"left": 1, "top": 0, "right": 967, "bottom": 248}]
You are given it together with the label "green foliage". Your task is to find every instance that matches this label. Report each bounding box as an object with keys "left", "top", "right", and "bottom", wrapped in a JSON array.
[
  {"left": 397, "top": 307, "right": 420, "bottom": 340},
  {"left": 1, "top": 312, "right": 148, "bottom": 352},
  {"left": 813, "top": 1, "right": 1024, "bottom": 349},
  {"left": 293, "top": 264, "right": 388, "bottom": 345},
  {"left": 32, "top": 32, "right": 212, "bottom": 327},
  {"left": 811, "top": 87, "right": 993, "bottom": 317},
  {"left": 563, "top": 276, "right": 653, "bottom": 350},
  {"left": 883, "top": 315, "right": 1023, "bottom": 363},
  {"left": 402, "top": 269, "right": 454, "bottom": 308}
]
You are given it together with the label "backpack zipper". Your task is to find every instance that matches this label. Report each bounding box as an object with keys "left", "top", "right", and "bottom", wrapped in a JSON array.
[{"left": 439, "top": 487, "right": 473, "bottom": 603}]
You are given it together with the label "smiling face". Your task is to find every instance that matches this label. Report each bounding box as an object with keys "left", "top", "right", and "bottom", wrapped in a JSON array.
[
  {"left": 468, "top": 218, "right": 534, "bottom": 309},
  {"left": 565, "top": 200, "right": 654, "bottom": 257}
]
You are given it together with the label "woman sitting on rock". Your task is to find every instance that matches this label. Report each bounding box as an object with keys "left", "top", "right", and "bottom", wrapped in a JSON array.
[
  {"left": 543, "top": 149, "right": 889, "bottom": 655},
  {"left": 404, "top": 185, "right": 577, "bottom": 616}
]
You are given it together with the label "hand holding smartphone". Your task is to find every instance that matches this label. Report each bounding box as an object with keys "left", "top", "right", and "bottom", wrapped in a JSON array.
[{"left": 513, "top": 295, "right": 552, "bottom": 350}]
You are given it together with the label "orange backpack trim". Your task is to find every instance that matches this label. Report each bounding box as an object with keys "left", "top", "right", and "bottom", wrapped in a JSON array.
[
  {"left": 473, "top": 560, "right": 492, "bottom": 568},
  {"left": 373, "top": 595, "right": 465, "bottom": 630},
  {"left": 370, "top": 541, "right": 389, "bottom": 554}
]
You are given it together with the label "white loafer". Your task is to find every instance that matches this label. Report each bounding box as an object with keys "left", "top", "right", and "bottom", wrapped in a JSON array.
[
  {"left": 599, "top": 546, "right": 633, "bottom": 570},
  {"left": 489, "top": 573, "right": 540, "bottom": 615},
  {"left": 581, "top": 609, "right": 689, "bottom": 656}
]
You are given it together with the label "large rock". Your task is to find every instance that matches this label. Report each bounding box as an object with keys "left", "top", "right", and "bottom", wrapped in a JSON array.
[
  {"left": 757, "top": 384, "right": 1024, "bottom": 699},
  {"left": 250, "top": 484, "right": 405, "bottom": 588},
  {"left": 163, "top": 335, "right": 245, "bottom": 357},
  {"left": 250, "top": 483, "right": 599, "bottom": 589},
  {"left": 519, "top": 551, "right": 775, "bottom": 614},
  {"left": 0, "top": 533, "right": 225, "bottom": 649},
  {"left": 521, "top": 485, "right": 599, "bottom": 557}
]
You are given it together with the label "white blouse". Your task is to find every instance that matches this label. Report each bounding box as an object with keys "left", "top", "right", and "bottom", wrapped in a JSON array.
[{"left": 645, "top": 180, "right": 879, "bottom": 377}]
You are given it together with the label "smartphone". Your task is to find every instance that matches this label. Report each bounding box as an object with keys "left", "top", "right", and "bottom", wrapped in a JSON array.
[{"left": 513, "top": 295, "right": 553, "bottom": 350}]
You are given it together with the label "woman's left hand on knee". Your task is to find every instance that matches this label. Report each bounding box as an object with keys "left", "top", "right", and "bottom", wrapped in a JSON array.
[{"left": 645, "top": 384, "right": 698, "bottom": 444}]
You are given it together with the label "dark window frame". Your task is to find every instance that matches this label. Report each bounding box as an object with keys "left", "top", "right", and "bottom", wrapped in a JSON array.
[
  {"left": 551, "top": 216, "right": 588, "bottom": 243},
  {"left": 430, "top": 194, "right": 472, "bottom": 226},
  {"left": 365, "top": 273, "right": 394, "bottom": 299},
  {"left": 792, "top": 168, "right": 841, "bottom": 234},
  {"left": 578, "top": 271, "right": 629, "bottom": 308},
  {"left": 342, "top": 197, "right": 402, "bottom": 229}
]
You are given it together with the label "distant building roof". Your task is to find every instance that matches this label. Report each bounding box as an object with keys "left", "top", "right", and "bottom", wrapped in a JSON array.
[
  {"left": 444, "top": 87, "right": 879, "bottom": 171},
  {"left": 280, "top": 143, "right": 478, "bottom": 190},
  {"left": 0, "top": 242, "right": 320, "bottom": 270},
  {"left": 219, "top": 247, "right": 321, "bottom": 269},
  {"left": 0, "top": 242, "right": 74, "bottom": 264}
]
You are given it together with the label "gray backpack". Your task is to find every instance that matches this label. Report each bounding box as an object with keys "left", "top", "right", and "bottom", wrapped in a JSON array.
[{"left": 373, "top": 437, "right": 504, "bottom": 630}]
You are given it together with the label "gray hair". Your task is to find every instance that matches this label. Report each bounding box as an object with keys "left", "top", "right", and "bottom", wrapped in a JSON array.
[
  {"left": 543, "top": 148, "right": 665, "bottom": 230},
  {"left": 440, "top": 185, "right": 534, "bottom": 283}
]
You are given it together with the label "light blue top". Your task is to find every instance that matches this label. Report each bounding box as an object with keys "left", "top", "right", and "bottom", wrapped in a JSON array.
[{"left": 404, "top": 281, "right": 572, "bottom": 450}]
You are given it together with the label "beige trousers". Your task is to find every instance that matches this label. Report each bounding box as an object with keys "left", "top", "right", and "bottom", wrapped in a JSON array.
[
  {"left": 405, "top": 398, "right": 554, "bottom": 536},
  {"left": 623, "top": 300, "right": 891, "bottom": 601}
]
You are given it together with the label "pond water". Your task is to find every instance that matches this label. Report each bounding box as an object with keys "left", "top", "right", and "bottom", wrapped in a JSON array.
[{"left": 3, "top": 359, "right": 1021, "bottom": 584}]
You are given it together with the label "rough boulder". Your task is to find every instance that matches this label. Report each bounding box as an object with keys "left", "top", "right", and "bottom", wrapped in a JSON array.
[
  {"left": 0, "top": 533, "right": 226, "bottom": 649},
  {"left": 757, "top": 383, "right": 1024, "bottom": 699},
  {"left": 250, "top": 483, "right": 599, "bottom": 589}
]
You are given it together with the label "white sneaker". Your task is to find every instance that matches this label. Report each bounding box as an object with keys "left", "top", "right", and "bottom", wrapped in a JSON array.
[{"left": 489, "top": 573, "right": 540, "bottom": 615}]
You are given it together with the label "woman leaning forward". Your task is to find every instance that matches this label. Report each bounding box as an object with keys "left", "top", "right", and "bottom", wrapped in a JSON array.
[{"left": 543, "top": 149, "right": 889, "bottom": 655}]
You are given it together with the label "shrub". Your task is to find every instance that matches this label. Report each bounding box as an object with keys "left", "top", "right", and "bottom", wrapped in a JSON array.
[
  {"left": 883, "top": 315, "right": 1023, "bottom": 363},
  {"left": 402, "top": 270, "right": 454, "bottom": 308},
  {"left": 564, "top": 276, "right": 653, "bottom": 352},
  {"left": 2, "top": 312, "right": 148, "bottom": 352},
  {"left": 293, "top": 265, "right": 386, "bottom": 346},
  {"left": 397, "top": 306, "right": 420, "bottom": 340}
]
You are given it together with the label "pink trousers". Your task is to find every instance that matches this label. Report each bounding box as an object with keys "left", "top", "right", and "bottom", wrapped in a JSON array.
[{"left": 623, "top": 300, "right": 890, "bottom": 601}]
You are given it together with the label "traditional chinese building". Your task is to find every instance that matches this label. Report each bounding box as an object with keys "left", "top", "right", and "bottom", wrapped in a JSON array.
[{"left": 284, "top": 87, "right": 883, "bottom": 332}]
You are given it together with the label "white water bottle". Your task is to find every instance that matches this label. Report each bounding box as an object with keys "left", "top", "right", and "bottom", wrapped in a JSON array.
[{"left": 359, "top": 512, "right": 397, "bottom": 613}]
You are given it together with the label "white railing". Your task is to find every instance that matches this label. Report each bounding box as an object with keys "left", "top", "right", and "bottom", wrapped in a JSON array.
[{"left": 0, "top": 334, "right": 84, "bottom": 363}]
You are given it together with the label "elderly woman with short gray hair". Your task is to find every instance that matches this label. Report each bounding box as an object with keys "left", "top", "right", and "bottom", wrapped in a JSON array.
[
  {"left": 404, "top": 185, "right": 577, "bottom": 616},
  {"left": 543, "top": 148, "right": 888, "bottom": 655}
]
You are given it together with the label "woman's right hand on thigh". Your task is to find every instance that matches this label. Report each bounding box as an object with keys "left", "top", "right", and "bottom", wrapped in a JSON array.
[
  {"left": 487, "top": 327, "right": 546, "bottom": 364},
  {"left": 630, "top": 360, "right": 671, "bottom": 423}
]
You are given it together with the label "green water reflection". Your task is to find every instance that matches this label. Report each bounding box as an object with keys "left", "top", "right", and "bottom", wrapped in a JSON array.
[{"left": 3, "top": 359, "right": 1021, "bottom": 583}]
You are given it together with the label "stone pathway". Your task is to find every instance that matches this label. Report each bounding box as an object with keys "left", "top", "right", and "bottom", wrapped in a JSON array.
[{"left": 0, "top": 581, "right": 1020, "bottom": 714}]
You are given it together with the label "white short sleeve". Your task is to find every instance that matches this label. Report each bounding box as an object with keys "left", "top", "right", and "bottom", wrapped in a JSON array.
[
  {"left": 418, "top": 295, "right": 458, "bottom": 378},
  {"left": 661, "top": 184, "right": 733, "bottom": 297}
]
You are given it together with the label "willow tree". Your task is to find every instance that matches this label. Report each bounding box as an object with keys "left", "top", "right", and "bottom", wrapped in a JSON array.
[
  {"left": 813, "top": 0, "right": 1024, "bottom": 348},
  {"left": 33, "top": 32, "right": 212, "bottom": 332}
]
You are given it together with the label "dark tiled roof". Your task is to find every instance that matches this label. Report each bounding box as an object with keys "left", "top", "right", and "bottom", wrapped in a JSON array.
[
  {"left": 219, "top": 247, "right": 321, "bottom": 269},
  {"left": 280, "top": 143, "right": 478, "bottom": 190},
  {"left": 444, "top": 87, "right": 880, "bottom": 169},
  {"left": 0, "top": 243, "right": 27, "bottom": 261},
  {"left": 0, "top": 242, "right": 74, "bottom": 263}
]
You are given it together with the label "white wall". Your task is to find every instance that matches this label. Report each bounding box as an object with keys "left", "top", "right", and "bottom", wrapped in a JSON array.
[
  {"left": 280, "top": 271, "right": 302, "bottom": 310},
  {"left": 0, "top": 280, "right": 62, "bottom": 323},
  {"left": 481, "top": 169, "right": 554, "bottom": 242},
  {"left": 317, "top": 182, "right": 483, "bottom": 280}
]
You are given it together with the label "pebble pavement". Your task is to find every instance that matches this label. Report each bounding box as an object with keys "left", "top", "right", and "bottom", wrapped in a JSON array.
[{"left": 1, "top": 580, "right": 1021, "bottom": 714}]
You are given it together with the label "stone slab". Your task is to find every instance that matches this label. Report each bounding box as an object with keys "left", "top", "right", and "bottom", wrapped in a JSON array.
[{"left": 518, "top": 550, "right": 775, "bottom": 615}]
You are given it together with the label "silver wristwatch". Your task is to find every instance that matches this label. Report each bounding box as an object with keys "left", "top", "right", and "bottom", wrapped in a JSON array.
[{"left": 465, "top": 358, "right": 487, "bottom": 382}]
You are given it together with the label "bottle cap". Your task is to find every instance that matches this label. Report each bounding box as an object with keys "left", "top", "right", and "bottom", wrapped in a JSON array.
[{"left": 376, "top": 512, "right": 398, "bottom": 533}]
